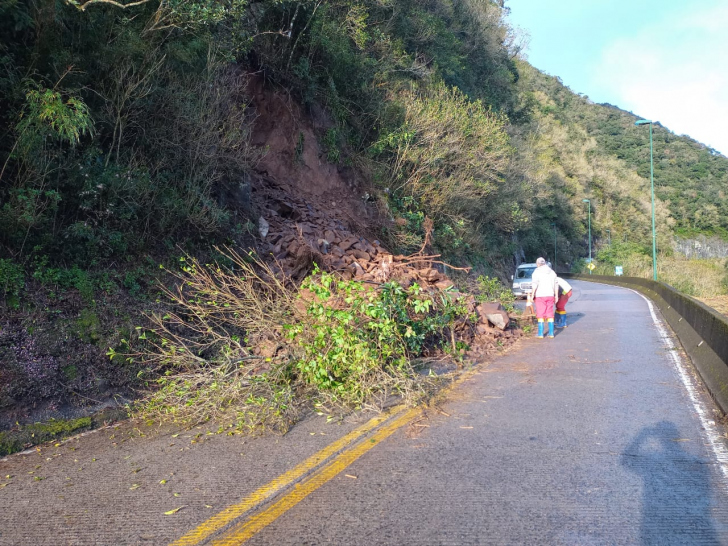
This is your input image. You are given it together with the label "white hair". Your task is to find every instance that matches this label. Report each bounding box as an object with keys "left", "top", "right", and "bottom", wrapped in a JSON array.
[{"left": 536, "top": 257, "right": 546, "bottom": 266}]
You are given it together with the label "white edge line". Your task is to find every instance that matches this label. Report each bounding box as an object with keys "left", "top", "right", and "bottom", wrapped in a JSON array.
[{"left": 628, "top": 287, "right": 728, "bottom": 480}]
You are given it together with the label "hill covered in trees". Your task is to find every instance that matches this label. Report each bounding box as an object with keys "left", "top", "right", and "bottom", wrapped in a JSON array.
[{"left": 3, "top": 0, "right": 726, "bottom": 278}]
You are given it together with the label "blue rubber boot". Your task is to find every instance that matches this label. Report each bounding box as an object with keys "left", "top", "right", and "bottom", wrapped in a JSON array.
[
  {"left": 547, "top": 318, "right": 555, "bottom": 338},
  {"left": 555, "top": 311, "right": 565, "bottom": 328},
  {"left": 536, "top": 319, "right": 544, "bottom": 338}
]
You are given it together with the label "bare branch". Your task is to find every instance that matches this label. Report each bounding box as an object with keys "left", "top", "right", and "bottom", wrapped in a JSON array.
[{"left": 68, "top": 0, "right": 153, "bottom": 12}]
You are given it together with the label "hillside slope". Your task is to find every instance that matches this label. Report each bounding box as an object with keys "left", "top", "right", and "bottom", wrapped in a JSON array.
[{"left": 509, "top": 62, "right": 728, "bottom": 269}]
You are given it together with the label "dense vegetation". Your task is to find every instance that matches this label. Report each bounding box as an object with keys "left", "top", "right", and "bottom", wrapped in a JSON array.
[{"left": 2, "top": 0, "right": 728, "bottom": 431}]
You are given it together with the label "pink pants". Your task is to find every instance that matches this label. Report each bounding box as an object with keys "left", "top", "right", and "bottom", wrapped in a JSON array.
[{"left": 534, "top": 296, "right": 555, "bottom": 319}]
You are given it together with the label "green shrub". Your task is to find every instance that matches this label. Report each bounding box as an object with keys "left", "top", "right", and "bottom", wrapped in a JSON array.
[
  {"left": 475, "top": 275, "right": 515, "bottom": 312},
  {"left": 286, "top": 268, "right": 470, "bottom": 405},
  {"left": 0, "top": 258, "right": 25, "bottom": 308}
]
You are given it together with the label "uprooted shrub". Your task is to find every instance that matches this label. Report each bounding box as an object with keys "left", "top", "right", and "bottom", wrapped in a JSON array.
[
  {"left": 127, "top": 251, "right": 475, "bottom": 431},
  {"left": 118, "top": 248, "right": 299, "bottom": 432},
  {"left": 287, "top": 268, "right": 473, "bottom": 408}
]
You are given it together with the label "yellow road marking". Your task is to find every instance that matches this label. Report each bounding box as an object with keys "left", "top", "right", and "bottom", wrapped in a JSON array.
[
  {"left": 169, "top": 409, "right": 404, "bottom": 546},
  {"left": 209, "top": 407, "right": 422, "bottom": 545},
  {"left": 172, "top": 362, "right": 490, "bottom": 546}
]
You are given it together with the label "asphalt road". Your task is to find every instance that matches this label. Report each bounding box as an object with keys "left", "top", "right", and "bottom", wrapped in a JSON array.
[{"left": 3, "top": 280, "right": 728, "bottom": 545}]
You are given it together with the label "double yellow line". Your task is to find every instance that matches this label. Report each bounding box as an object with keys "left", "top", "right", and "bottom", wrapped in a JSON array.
[{"left": 170, "top": 405, "right": 422, "bottom": 546}]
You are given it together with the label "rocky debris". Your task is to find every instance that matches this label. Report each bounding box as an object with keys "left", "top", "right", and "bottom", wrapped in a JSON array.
[
  {"left": 476, "top": 302, "right": 511, "bottom": 331},
  {"left": 251, "top": 176, "right": 521, "bottom": 358},
  {"left": 254, "top": 179, "right": 459, "bottom": 290},
  {"left": 258, "top": 216, "right": 270, "bottom": 239}
]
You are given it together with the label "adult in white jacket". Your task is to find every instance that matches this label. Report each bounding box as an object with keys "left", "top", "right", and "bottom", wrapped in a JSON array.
[{"left": 530, "top": 257, "right": 558, "bottom": 338}]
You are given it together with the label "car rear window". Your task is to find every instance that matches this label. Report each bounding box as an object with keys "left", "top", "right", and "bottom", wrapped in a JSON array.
[{"left": 516, "top": 267, "right": 535, "bottom": 279}]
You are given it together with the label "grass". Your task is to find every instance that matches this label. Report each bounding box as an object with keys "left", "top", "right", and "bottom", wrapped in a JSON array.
[
  {"left": 593, "top": 254, "right": 728, "bottom": 298},
  {"left": 694, "top": 296, "right": 728, "bottom": 318},
  {"left": 0, "top": 417, "right": 92, "bottom": 456}
]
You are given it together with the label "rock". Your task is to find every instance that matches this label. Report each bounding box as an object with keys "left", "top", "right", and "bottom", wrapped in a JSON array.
[
  {"left": 258, "top": 217, "right": 270, "bottom": 239},
  {"left": 317, "top": 238, "right": 330, "bottom": 254},
  {"left": 434, "top": 279, "right": 454, "bottom": 291},
  {"left": 325, "top": 230, "right": 336, "bottom": 244},
  {"left": 352, "top": 249, "right": 370, "bottom": 261},
  {"left": 418, "top": 268, "right": 441, "bottom": 282},
  {"left": 477, "top": 302, "right": 503, "bottom": 315},
  {"left": 257, "top": 339, "right": 278, "bottom": 359},
  {"left": 272, "top": 200, "right": 301, "bottom": 220},
  {"left": 476, "top": 302, "right": 510, "bottom": 330},
  {"left": 353, "top": 262, "right": 366, "bottom": 277},
  {"left": 339, "top": 237, "right": 359, "bottom": 251},
  {"left": 476, "top": 323, "right": 491, "bottom": 335}
]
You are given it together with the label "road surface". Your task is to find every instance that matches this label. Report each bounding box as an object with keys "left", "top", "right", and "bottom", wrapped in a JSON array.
[{"left": 2, "top": 280, "right": 728, "bottom": 545}]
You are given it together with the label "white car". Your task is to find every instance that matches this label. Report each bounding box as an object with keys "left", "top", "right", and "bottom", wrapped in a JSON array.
[{"left": 511, "top": 263, "right": 537, "bottom": 298}]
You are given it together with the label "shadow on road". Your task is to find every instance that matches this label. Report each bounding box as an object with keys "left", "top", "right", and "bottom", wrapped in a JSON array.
[
  {"left": 555, "top": 312, "right": 584, "bottom": 335},
  {"left": 621, "top": 421, "right": 720, "bottom": 545}
]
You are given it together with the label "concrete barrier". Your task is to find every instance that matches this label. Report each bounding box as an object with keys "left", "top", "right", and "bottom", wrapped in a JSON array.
[{"left": 564, "top": 274, "right": 728, "bottom": 415}]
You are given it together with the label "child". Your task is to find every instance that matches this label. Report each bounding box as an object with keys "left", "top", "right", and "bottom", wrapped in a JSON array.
[{"left": 555, "top": 277, "right": 573, "bottom": 328}]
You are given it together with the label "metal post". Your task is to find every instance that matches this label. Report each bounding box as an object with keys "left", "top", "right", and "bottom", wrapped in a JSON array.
[
  {"left": 582, "top": 198, "right": 591, "bottom": 274},
  {"left": 636, "top": 119, "right": 658, "bottom": 281},
  {"left": 551, "top": 222, "right": 556, "bottom": 269},
  {"left": 649, "top": 123, "right": 657, "bottom": 281},
  {"left": 587, "top": 201, "right": 591, "bottom": 274}
]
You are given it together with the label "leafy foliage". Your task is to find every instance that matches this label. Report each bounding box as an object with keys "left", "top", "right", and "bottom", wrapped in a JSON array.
[
  {"left": 0, "top": 0, "right": 258, "bottom": 265},
  {"left": 0, "top": 258, "right": 24, "bottom": 308},
  {"left": 287, "top": 269, "right": 470, "bottom": 405},
  {"left": 474, "top": 275, "right": 515, "bottom": 312},
  {"left": 374, "top": 84, "right": 515, "bottom": 255}
]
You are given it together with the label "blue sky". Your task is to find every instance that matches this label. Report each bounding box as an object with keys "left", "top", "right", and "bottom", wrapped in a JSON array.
[{"left": 506, "top": 0, "right": 728, "bottom": 155}]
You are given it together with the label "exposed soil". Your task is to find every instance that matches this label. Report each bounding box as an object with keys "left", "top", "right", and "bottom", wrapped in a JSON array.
[{"left": 0, "top": 287, "right": 151, "bottom": 429}]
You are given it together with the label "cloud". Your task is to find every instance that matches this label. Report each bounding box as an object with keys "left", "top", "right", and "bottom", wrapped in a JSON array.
[{"left": 592, "top": 3, "right": 728, "bottom": 154}]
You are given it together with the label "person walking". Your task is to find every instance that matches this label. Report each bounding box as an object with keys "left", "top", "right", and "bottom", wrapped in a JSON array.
[
  {"left": 555, "top": 276, "right": 573, "bottom": 328},
  {"left": 531, "top": 257, "right": 558, "bottom": 338}
]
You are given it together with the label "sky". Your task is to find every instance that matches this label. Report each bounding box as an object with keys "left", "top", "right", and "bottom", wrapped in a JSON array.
[{"left": 506, "top": 0, "right": 728, "bottom": 155}]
